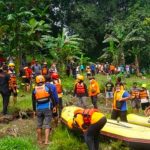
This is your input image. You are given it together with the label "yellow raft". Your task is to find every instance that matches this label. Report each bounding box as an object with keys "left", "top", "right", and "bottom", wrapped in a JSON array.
[
  {"left": 127, "top": 114, "right": 150, "bottom": 127},
  {"left": 61, "top": 106, "right": 150, "bottom": 150}
]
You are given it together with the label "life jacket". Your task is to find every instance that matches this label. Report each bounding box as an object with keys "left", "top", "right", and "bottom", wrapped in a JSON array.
[
  {"left": 113, "top": 90, "right": 125, "bottom": 110},
  {"left": 9, "top": 73, "right": 17, "bottom": 90},
  {"left": 53, "top": 79, "right": 63, "bottom": 94},
  {"left": 139, "top": 90, "right": 148, "bottom": 99},
  {"left": 74, "top": 108, "right": 99, "bottom": 126},
  {"left": 42, "top": 67, "right": 48, "bottom": 75},
  {"left": 110, "top": 65, "right": 115, "bottom": 71},
  {"left": 131, "top": 88, "right": 139, "bottom": 99},
  {"left": 86, "top": 68, "right": 91, "bottom": 74},
  {"left": 76, "top": 83, "right": 85, "bottom": 94},
  {"left": 35, "top": 85, "right": 50, "bottom": 103},
  {"left": 89, "top": 80, "right": 99, "bottom": 96},
  {"left": 25, "top": 68, "right": 30, "bottom": 78}
]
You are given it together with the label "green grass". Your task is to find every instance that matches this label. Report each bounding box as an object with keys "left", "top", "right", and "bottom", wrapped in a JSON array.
[
  {"left": 0, "top": 136, "right": 39, "bottom": 150},
  {"left": 0, "top": 74, "right": 149, "bottom": 150}
]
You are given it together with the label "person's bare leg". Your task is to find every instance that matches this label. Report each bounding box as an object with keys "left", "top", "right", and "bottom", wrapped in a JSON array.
[
  {"left": 37, "top": 128, "right": 42, "bottom": 144},
  {"left": 44, "top": 128, "right": 50, "bottom": 144}
]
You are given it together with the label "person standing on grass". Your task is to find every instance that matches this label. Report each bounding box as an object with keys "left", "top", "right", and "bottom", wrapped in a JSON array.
[
  {"left": 32, "top": 75, "right": 57, "bottom": 145},
  {"left": 0, "top": 66, "right": 11, "bottom": 115},
  {"left": 139, "top": 84, "right": 150, "bottom": 110},
  {"left": 74, "top": 75, "right": 88, "bottom": 108},
  {"left": 51, "top": 73, "right": 63, "bottom": 118},
  {"left": 105, "top": 78, "right": 114, "bottom": 106},
  {"left": 88, "top": 77, "right": 100, "bottom": 108},
  {"left": 130, "top": 82, "right": 140, "bottom": 113},
  {"left": 111, "top": 83, "right": 130, "bottom": 122}
]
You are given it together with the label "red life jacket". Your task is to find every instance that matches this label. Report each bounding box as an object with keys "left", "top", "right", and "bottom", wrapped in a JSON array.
[
  {"left": 53, "top": 79, "right": 62, "bottom": 94},
  {"left": 76, "top": 83, "right": 85, "bottom": 94},
  {"left": 74, "top": 108, "right": 99, "bottom": 126},
  {"left": 35, "top": 85, "right": 50, "bottom": 102}
]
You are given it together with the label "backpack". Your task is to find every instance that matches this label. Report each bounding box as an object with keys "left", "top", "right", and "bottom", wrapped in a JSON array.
[
  {"left": 74, "top": 108, "right": 99, "bottom": 126},
  {"left": 53, "top": 79, "right": 63, "bottom": 94},
  {"left": 76, "top": 83, "right": 85, "bottom": 94}
]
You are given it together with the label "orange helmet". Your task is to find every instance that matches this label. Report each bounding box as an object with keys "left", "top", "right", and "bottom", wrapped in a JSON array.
[
  {"left": 35, "top": 75, "right": 45, "bottom": 83},
  {"left": 51, "top": 73, "right": 59, "bottom": 80}
]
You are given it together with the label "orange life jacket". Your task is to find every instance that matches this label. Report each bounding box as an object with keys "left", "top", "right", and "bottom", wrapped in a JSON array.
[
  {"left": 110, "top": 65, "right": 115, "bottom": 71},
  {"left": 42, "top": 67, "right": 48, "bottom": 75},
  {"left": 74, "top": 108, "right": 99, "bottom": 126},
  {"left": 35, "top": 85, "right": 50, "bottom": 102},
  {"left": 53, "top": 79, "right": 63, "bottom": 94},
  {"left": 131, "top": 89, "right": 139, "bottom": 99},
  {"left": 89, "top": 80, "right": 100, "bottom": 96},
  {"left": 9, "top": 74, "right": 17, "bottom": 89},
  {"left": 76, "top": 83, "right": 85, "bottom": 94},
  {"left": 139, "top": 90, "right": 148, "bottom": 99}
]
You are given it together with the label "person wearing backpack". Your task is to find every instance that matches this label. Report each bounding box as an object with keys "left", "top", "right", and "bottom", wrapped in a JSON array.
[
  {"left": 68, "top": 108, "right": 107, "bottom": 150},
  {"left": 51, "top": 73, "right": 63, "bottom": 118},
  {"left": 32, "top": 75, "right": 58, "bottom": 145},
  {"left": 23, "top": 63, "right": 33, "bottom": 92},
  {"left": 74, "top": 75, "right": 88, "bottom": 108},
  {"left": 88, "top": 77, "right": 100, "bottom": 108}
]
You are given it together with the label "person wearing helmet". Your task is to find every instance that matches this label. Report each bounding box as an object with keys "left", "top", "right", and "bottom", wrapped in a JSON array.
[
  {"left": 139, "top": 84, "right": 150, "bottom": 110},
  {"left": 73, "top": 75, "right": 88, "bottom": 108},
  {"left": 32, "top": 75, "right": 58, "bottom": 145},
  {"left": 51, "top": 73, "right": 63, "bottom": 118},
  {"left": 45, "top": 75, "right": 59, "bottom": 126},
  {"left": 88, "top": 77, "right": 100, "bottom": 108},
  {"left": 8, "top": 62, "right": 17, "bottom": 104},
  {"left": 0, "top": 67, "right": 11, "bottom": 115}
]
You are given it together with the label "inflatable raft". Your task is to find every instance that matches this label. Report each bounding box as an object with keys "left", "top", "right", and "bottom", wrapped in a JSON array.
[
  {"left": 127, "top": 114, "right": 150, "bottom": 127},
  {"left": 61, "top": 106, "right": 150, "bottom": 150}
]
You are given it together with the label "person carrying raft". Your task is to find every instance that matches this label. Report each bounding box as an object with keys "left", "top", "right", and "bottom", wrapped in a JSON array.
[{"left": 68, "top": 108, "right": 107, "bottom": 150}]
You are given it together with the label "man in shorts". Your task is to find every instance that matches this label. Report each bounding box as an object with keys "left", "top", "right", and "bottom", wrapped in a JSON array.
[
  {"left": 130, "top": 82, "right": 140, "bottom": 113},
  {"left": 105, "top": 78, "right": 114, "bottom": 106},
  {"left": 32, "top": 75, "right": 57, "bottom": 145}
]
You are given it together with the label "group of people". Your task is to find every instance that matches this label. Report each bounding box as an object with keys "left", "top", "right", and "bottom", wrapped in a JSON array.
[
  {"left": 65, "top": 62, "right": 139, "bottom": 79},
  {"left": 0, "top": 59, "right": 150, "bottom": 150}
]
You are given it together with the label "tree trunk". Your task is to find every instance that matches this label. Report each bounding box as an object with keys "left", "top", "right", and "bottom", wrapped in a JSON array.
[{"left": 135, "top": 54, "right": 140, "bottom": 76}]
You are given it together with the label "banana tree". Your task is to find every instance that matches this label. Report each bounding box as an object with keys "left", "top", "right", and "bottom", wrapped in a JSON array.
[
  {"left": 103, "top": 27, "right": 145, "bottom": 65},
  {"left": 42, "top": 28, "right": 83, "bottom": 70}
]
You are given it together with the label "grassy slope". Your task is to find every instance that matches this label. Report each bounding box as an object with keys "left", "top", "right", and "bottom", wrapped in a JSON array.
[{"left": 0, "top": 74, "right": 149, "bottom": 150}]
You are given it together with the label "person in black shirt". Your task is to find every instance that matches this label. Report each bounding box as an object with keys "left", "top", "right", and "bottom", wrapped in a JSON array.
[
  {"left": 0, "top": 67, "right": 11, "bottom": 115},
  {"left": 105, "top": 78, "right": 114, "bottom": 106}
]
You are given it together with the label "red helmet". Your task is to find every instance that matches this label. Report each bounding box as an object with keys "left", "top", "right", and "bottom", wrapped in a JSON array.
[{"left": 51, "top": 73, "right": 59, "bottom": 79}]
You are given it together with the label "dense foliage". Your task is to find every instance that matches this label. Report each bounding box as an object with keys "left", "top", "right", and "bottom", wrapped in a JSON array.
[{"left": 0, "top": 0, "right": 150, "bottom": 69}]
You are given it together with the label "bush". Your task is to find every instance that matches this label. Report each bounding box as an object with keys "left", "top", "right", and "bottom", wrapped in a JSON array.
[{"left": 0, "top": 136, "right": 39, "bottom": 150}]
